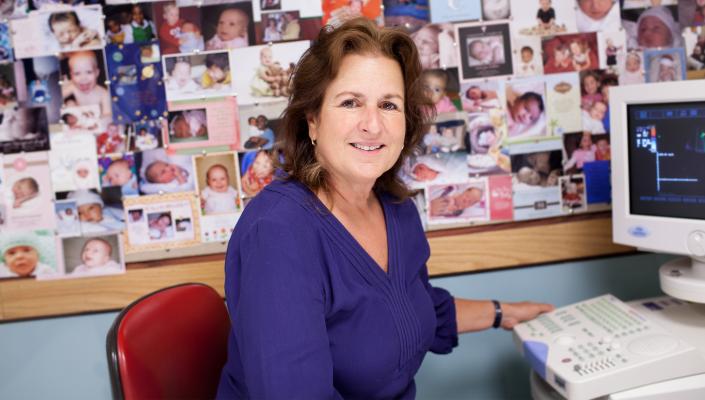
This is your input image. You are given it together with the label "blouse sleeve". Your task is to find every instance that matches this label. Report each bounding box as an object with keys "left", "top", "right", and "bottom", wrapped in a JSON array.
[
  {"left": 421, "top": 267, "right": 459, "bottom": 354},
  {"left": 231, "top": 218, "right": 343, "bottom": 399}
]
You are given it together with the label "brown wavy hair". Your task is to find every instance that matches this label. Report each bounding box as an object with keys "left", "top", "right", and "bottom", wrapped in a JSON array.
[{"left": 278, "top": 18, "right": 433, "bottom": 201}]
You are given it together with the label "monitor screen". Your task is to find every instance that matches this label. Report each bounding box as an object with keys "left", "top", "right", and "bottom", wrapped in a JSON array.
[{"left": 627, "top": 102, "right": 705, "bottom": 220}]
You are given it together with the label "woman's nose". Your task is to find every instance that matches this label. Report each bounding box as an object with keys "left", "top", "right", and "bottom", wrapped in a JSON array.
[{"left": 359, "top": 105, "right": 382, "bottom": 135}]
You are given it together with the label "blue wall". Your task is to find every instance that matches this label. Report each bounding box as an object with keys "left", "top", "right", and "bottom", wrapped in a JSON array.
[{"left": 0, "top": 253, "right": 672, "bottom": 400}]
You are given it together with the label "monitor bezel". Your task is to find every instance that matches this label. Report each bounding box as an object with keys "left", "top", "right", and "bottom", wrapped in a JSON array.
[{"left": 611, "top": 80, "right": 705, "bottom": 256}]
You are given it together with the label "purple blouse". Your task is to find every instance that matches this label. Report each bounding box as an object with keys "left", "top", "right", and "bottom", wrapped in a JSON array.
[{"left": 217, "top": 179, "right": 458, "bottom": 399}]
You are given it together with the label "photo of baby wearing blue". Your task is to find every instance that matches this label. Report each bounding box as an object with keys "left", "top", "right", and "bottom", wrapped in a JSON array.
[
  {"left": 55, "top": 200, "right": 81, "bottom": 237},
  {"left": 167, "top": 109, "right": 208, "bottom": 143},
  {"left": 129, "top": 120, "right": 163, "bottom": 152},
  {"left": 153, "top": 2, "right": 203, "bottom": 55},
  {"left": 59, "top": 188, "right": 125, "bottom": 234},
  {"left": 99, "top": 154, "right": 139, "bottom": 196},
  {"left": 383, "top": 0, "right": 430, "bottom": 33},
  {"left": 135, "top": 148, "right": 195, "bottom": 195},
  {"left": 17, "top": 56, "right": 62, "bottom": 123},
  {"left": 105, "top": 42, "right": 166, "bottom": 123},
  {"left": 62, "top": 234, "right": 125, "bottom": 278},
  {"left": 0, "top": 23, "right": 13, "bottom": 63}
]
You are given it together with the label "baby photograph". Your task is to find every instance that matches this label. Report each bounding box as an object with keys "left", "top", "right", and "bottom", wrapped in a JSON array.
[
  {"left": 426, "top": 180, "right": 489, "bottom": 225},
  {"left": 597, "top": 30, "right": 627, "bottom": 73},
  {"left": 560, "top": 174, "right": 587, "bottom": 213},
  {"left": 456, "top": 21, "right": 513, "bottom": 81},
  {"left": 231, "top": 40, "right": 310, "bottom": 106},
  {"left": 411, "top": 23, "right": 455, "bottom": 70},
  {"left": 505, "top": 77, "right": 547, "bottom": 139},
  {"left": 0, "top": 106, "right": 50, "bottom": 154},
  {"left": 509, "top": 0, "right": 577, "bottom": 37},
  {"left": 153, "top": 2, "right": 203, "bottom": 55},
  {"left": 644, "top": 48, "right": 686, "bottom": 83},
  {"left": 0, "top": 229, "right": 60, "bottom": 279},
  {"left": 421, "top": 117, "right": 465, "bottom": 155},
  {"left": 400, "top": 151, "right": 470, "bottom": 190},
  {"left": 482, "top": 0, "right": 511, "bottom": 21},
  {"left": 167, "top": 109, "right": 208, "bottom": 144},
  {"left": 61, "top": 104, "right": 102, "bottom": 135},
  {"left": 136, "top": 148, "right": 195, "bottom": 195},
  {"left": 0, "top": 64, "right": 17, "bottom": 109},
  {"left": 55, "top": 200, "right": 81, "bottom": 237},
  {"left": 123, "top": 192, "right": 200, "bottom": 253},
  {"left": 61, "top": 234, "right": 125, "bottom": 278},
  {"left": 510, "top": 139, "right": 563, "bottom": 188},
  {"left": 59, "top": 49, "right": 112, "bottom": 119},
  {"left": 201, "top": 3, "right": 256, "bottom": 50},
  {"left": 99, "top": 154, "right": 139, "bottom": 196},
  {"left": 194, "top": 151, "right": 241, "bottom": 216},
  {"left": 323, "top": 0, "right": 383, "bottom": 28},
  {"left": 460, "top": 80, "right": 504, "bottom": 113},
  {"left": 163, "top": 51, "right": 234, "bottom": 101},
  {"left": 513, "top": 36, "right": 543, "bottom": 78},
  {"left": 575, "top": 0, "right": 621, "bottom": 33},
  {"left": 683, "top": 26, "right": 705, "bottom": 79},
  {"left": 422, "top": 68, "right": 462, "bottom": 118},
  {"left": 11, "top": 5, "right": 105, "bottom": 58},
  {"left": 3, "top": 152, "right": 56, "bottom": 231},
  {"left": 165, "top": 97, "right": 240, "bottom": 151},
  {"left": 465, "top": 112, "right": 511, "bottom": 176},
  {"left": 48, "top": 133, "right": 100, "bottom": 193},
  {"left": 382, "top": 1, "right": 429, "bottom": 33},
  {"left": 57, "top": 187, "right": 125, "bottom": 235},
  {"left": 103, "top": 3, "right": 158, "bottom": 45},
  {"left": 0, "top": 23, "right": 12, "bottom": 63},
  {"left": 619, "top": 50, "right": 646, "bottom": 85},
  {"left": 129, "top": 120, "right": 163, "bottom": 152},
  {"left": 259, "top": 11, "right": 300, "bottom": 43},
  {"left": 17, "top": 56, "right": 62, "bottom": 122},
  {"left": 542, "top": 32, "right": 599, "bottom": 74},
  {"left": 579, "top": 70, "right": 617, "bottom": 134},
  {"left": 678, "top": 0, "right": 705, "bottom": 28},
  {"left": 238, "top": 100, "right": 286, "bottom": 151},
  {"left": 239, "top": 149, "right": 274, "bottom": 198},
  {"left": 563, "top": 131, "right": 610, "bottom": 174},
  {"left": 95, "top": 122, "right": 128, "bottom": 155},
  {"left": 621, "top": 5, "right": 682, "bottom": 50}
]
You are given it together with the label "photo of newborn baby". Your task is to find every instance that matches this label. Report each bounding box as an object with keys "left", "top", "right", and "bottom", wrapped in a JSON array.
[
  {"left": 0, "top": 106, "right": 50, "bottom": 154},
  {"left": 137, "top": 148, "right": 195, "bottom": 195},
  {"left": 164, "top": 51, "right": 234, "bottom": 101},
  {"left": 194, "top": 152, "right": 241, "bottom": 216},
  {"left": 62, "top": 234, "right": 124, "bottom": 278},
  {"left": 0, "top": 230, "right": 58, "bottom": 279},
  {"left": 99, "top": 155, "right": 139, "bottom": 196},
  {"left": 168, "top": 109, "right": 208, "bottom": 142},
  {"left": 426, "top": 180, "right": 489, "bottom": 224},
  {"left": 456, "top": 21, "right": 513, "bottom": 80}
]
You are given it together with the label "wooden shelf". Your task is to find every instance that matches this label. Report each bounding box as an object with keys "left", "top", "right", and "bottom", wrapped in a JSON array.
[{"left": 0, "top": 213, "right": 633, "bottom": 322}]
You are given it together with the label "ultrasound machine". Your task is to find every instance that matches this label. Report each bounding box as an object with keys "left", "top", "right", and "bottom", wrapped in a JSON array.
[{"left": 514, "top": 80, "right": 705, "bottom": 400}]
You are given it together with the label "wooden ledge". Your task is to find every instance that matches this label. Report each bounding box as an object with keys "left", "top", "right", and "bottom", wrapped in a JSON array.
[{"left": 0, "top": 213, "right": 633, "bottom": 322}]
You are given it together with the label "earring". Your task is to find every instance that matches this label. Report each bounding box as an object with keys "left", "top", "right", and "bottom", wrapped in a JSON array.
[{"left": 311, "top": 138, "right": 317, "bottom": 146}]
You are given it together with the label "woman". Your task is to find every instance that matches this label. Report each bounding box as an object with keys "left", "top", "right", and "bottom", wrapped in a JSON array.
[{"left": 217, "top": 19, "right": 553, "bottom": 398}]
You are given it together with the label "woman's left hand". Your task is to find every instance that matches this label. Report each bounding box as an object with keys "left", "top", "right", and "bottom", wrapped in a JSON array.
[{"left": 500, "top": 301, "right": 555, "bottom": 330}]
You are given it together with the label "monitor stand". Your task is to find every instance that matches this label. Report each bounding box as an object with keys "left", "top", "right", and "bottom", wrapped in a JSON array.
[{"left": 660, "top": 256, "right": 705, "bottom": 304}]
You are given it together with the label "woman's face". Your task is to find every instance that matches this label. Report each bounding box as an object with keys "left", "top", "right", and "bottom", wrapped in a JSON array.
[
  {"left": 308, "top": 54, "right": 405, "bottom": 188},
  {"left": 638, "top": 16, "right": 672, "bottom": 48}
]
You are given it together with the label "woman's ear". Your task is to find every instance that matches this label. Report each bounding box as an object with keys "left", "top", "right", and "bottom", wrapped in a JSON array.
[{"left": 306, "top": 112, "right": 318, "bottom": 141}]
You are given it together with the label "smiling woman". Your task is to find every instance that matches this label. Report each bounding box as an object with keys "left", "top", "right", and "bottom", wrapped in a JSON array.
[{"left": 217, "top": 18, "right": 553, "bottom": 399}]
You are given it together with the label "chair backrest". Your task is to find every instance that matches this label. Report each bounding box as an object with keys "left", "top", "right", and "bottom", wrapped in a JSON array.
[{"left": 106, "top": 283, "right": 230, "bottom": 400}]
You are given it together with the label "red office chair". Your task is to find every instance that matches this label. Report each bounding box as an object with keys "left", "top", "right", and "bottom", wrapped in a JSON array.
[{"left": 106, "top": 283, "right": 230, "bottom": 400}]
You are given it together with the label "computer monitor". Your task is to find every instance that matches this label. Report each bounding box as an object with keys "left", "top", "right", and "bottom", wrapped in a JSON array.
[{"left": 611, "top": 80, "right": 705, "bottom": 303}]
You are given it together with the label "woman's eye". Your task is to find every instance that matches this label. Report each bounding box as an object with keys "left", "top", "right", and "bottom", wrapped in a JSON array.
[
  {"left": 381, "top": 101, "right": 399, "bottom": 111},
  {"left": 340, "top": 99, "right": 358, "bottom": 108}
]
